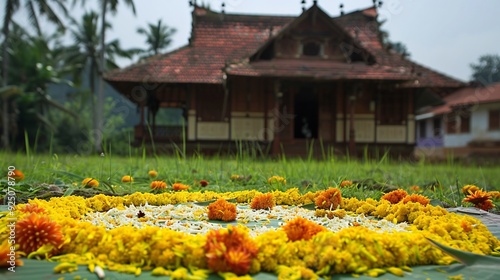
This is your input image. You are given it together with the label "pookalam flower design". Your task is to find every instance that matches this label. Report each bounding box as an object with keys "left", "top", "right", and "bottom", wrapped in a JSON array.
[
  {"left": 207, "top": 198, "right": 237, "bottom": 222},
  {"left": 15, "top": 213, "right": 64, "bottom": 256},
  {"left": 315, "top": 188, "right": 342, "bottom": 210},
  {"left": 205, "top": 225, "right": 258, "bottom": 275},
  {"left": 381, "top": 189, "right": 408, "bottom": 204},
  {"left": 281, "top": 216, "right": 327, "bottom": 241},
  {"left": 250, "top": 193, "right": 276, "bottom": 210},
  {"left": 82, "top": 177, "right": 99, "bottom": 188}
]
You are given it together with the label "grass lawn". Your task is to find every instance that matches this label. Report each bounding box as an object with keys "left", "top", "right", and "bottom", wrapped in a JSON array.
[{"left": 2, "top": 151, "right": 500, "bottom": 279}]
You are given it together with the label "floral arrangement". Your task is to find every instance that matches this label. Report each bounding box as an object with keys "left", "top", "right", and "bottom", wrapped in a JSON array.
[{"left": 1, "top": 186, "right": 499, "bottom": 279}]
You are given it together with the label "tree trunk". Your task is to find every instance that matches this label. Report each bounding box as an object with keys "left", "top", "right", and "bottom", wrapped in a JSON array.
[
  {"left": 95, "top": 0, "right": 108, "bottom": 153},
  {"left": 2, "top": 10, "right": 12, "bottom": 150}
]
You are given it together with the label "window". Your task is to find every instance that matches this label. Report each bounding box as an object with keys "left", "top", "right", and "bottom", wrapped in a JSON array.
[
  {"left": 303, "top": 41, "right": 321, "bottom": 56},
  {"left": 418, "top": 121, "right": 426, "bottom": 138},
  {"left": 489, "top": 109, "right": 500, "bottom": 130},
  {"left": 433, "top": 118, "right": 441, "bottom": 136},
  {"left": 378, "top": 92, "right": 405, "bottom": 125},
  {"left": 446, "top": 114, "right": 457, "bottom": 134},
  {"left": 459, "top": 113, "right": 470, "bottom": 133}
]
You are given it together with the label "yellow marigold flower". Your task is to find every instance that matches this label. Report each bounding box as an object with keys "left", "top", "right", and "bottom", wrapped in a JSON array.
[
  {"left": 402, "top": 194, "right": 430, "bottom": 206},
  {"left": 315, "top": 188, "right": 342, "bottom": 210},
  {"left": 82, "top": 177, "right": 99, "bottom": 188},
  {"left": 282, "top": 216, "right": 327, "bottom": 241},
  {"left": 339, "top": 180, "right": 353, "bottom": 187},
  {"left": 487, "top": 190, "right": 500, "bottom": 200},
  {"left": 8, "top": 169, "right": 25, "bottom": 181},
  {"left": 207, "top": 198, "right": 237, "bottom": 221},
  {"left": 148, "top": 170, "right": 158, "bottom": 178},
  {"left": 250, "top": 193, "right": 276, "bottom": 210},
  {"left": 410, "top": 185, "right": 421, "bottom": 192},
  {"left": 268, "top": 176, "right": 286, "bottom": 185},
  {"left": 121, "top": 175, "right": 134, "bottom": 183},
  {"left": 461, "top": 184, "right": 480, "bottom": 195},
  {"left": 150, "top": 180, "right": 167, "bottom": 190},
  {"left": 172, "top": 182, "right": 190, "bottom": 191},
  {"left": 381, "top": 189, "right": 408, "bottom": 204}
]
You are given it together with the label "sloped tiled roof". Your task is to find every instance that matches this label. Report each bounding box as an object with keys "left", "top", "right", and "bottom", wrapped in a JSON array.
[
  {"left": 418, "top": 82, "right": 500, "bottom": 117},
  {"left": 105, "top": 4, "right": 464, "bottom": 89}
]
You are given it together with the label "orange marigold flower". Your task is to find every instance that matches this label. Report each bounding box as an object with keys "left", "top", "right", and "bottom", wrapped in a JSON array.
[
  {"left": 121, "top": 175, "right": 134, "bottom": 183},
  {"left": 200, "top": 180, "right": 209, "bottom": 187},
  {"left": 463, "top": 190, "right": 494, "bottom": 211},
  {"left": 207, "top": 198, "right": 237, "bottom": 221},
  {"left": 172, "top": 182, "right": 190, "bottom": 191},
  {"left": 460, "top": 220, "right": 473, "bottom": 233},
  {"left": 0, "top": 240, "right": 23, "bottom": 267},
  {"left": 150, "top": 180, "right": 167, "bottom": 190},
  {"left": 148, "top": 170, "right": 158, "bottom": 178},
  {"left": 250, "top": 193, "right": 276, "bottom": 210},
  {"left": 410, "top": 185, "right": 421, "bottom": 192},
  {"left": 381, "top": 189, "right": 408, "bottom": 204},
  {"left": 339, "top": 180, "right": 353, "bottom": 187},
  {"left": 462, "top": 184, "right": 480, "bottom": 195},
  {"left": 315, "top": 188, "right": 342, "bottom": 210},
  {"left": 8, "top": 169, "right": 24, "bottom": 181},
  {"left": 17, "top": 203, "right": 46, "bottom": 214},
  {"left": 205, "top": 225, "right": 258, "bottom": 275},
  {"left": 282, "top": 216, "right": 327, "bottom": 241},
  {"left": 82, "top": 177, "right": 99, "bottom": 188},
  {"left": 402, "top": 194, "right": 430, "bottom": 206},
  {"left": 15, "top": 213, "right": 64, "bottom": 255},
  {"left": 268, "top": 175, "right": 286, "bottom": 185}
]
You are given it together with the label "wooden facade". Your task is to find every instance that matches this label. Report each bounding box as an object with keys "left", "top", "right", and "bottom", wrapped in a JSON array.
[{"left": 105, "top": 3, "right": 463, "bottom": 157}]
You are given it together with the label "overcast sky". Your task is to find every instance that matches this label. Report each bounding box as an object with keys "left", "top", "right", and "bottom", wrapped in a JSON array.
[{"left": 7, "top": 0, "right": 500, "bottom": 82}]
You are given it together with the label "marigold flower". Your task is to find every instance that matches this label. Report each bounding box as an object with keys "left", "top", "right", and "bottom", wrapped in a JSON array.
[
  {"left": 207, "top": 199, "right": 237, "bottom": 221},
  {"left": 17, "top": 203, "right": 46, "bottom": 214},
  {"left": 339, "top": 180, "right": 353, "bottom": 187},
  {"left": 463, "top": 190, "right": 494, "bottom": 211},
  {"left": 172, "top": 183, "right": 190, "bottom": 191},
  {"left": 250, "top": 193, "right": 276, "bottom": 210},
  {"left": 488, "top": 191, "right": 500, "bottom": 200},
  {"left": 315, "top": 188, "right": 342, "bottom": 210},
  {"left": 282, "top": 216, "right": 327, "bottom": 241},
  {"left": 121, "top": 175, "right": 134, "bottom": 183},
  {"left": 200, "top": 180, "right": 209, "bottom": 187},
  {"left": 82, "top": 177, "right": 99, "bottom": 188},
  {"left": 0, "top": 240, "right": 23, "bottom": 267},
  {"left": 148, "top": 170, "right": 158, "bottom": 178},
  {"left": 268, "top": 176, "right": 286, "bottom": 185},
  {"left": 410, "top": 185, "right": 421, "bottom": 192},
  {"left": 15, "top": 213, "right": 64, "bottom": 255},
  {"left": 205, "top": 225, "right": 258, "bottom": 275},
  {"left": 402, "top": 194, "right": 430, "bottom": 206},
  {"left": 8, "top": 169, "right": 24, "bottom": 181},
  {"left": 461, "top": 184, "right": 480, "bottom": 195},
  {"left": 150, "top": 180, "right": 167, "bottom": 190},
  {"left": 381, "top": 189, "right": 408, "bottom": 204}
]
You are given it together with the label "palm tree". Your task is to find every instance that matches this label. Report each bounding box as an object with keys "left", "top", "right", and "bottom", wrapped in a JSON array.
[
  {"left": 1, "top": 0, "right": 68, "bottom": 149},
  {"left": 94, "top": 0, "right": 136, "bottom": 153},
  {"left": 65, "top": 11, "right": 138, "bottom": 151},
  {"left": 137, "top": 19, "right": 176, "bottom": 58}
]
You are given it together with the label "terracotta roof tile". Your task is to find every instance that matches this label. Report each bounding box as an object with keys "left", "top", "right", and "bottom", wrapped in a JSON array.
[{"left": 105, "top": 5, "right": 463, "bottom": 89}]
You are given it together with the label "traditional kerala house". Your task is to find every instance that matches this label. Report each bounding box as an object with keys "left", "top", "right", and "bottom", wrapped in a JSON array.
[
  {"left": 104, "top": 2, "right": 463, "bottom": 157},
  {"left": 415, "top": 83, "right": 500, "bottom": 159}
]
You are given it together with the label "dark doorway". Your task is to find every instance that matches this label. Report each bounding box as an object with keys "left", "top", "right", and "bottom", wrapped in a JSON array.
[{"left": 294, "top": 87, "right": 318, "bottom": 139}]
